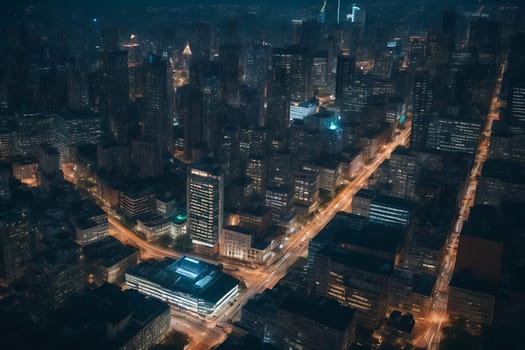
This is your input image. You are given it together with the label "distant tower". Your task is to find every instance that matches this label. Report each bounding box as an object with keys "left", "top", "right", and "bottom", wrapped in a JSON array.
[
  {"left": 182, "top": 41, "right": 192, "bottom": 75},
  {"left": 335, "top": 55, "right": 356, "bottom": 105}
]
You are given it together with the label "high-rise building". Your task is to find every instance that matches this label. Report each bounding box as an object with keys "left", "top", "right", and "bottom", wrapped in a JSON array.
[
  {"left": 201, "top": 77, "right": 221, "bottom": 153},
  {"left": 308, "top": 245, "right": 392, "bottom": 329},
  {"left": 293, "top": 168, "right": 320, "bottom": 215},
  {"left": 506, "top": 34, "right": 525, "bottom": 134},
  {"left": 410, "top": 71, "right": 434, "bottom": 150},
  {"left": 274, "top": 295, "right": 357, "bottom": 350},
  {"left": 190, "top": 22, "right": 211, "bottom": 60},
  {"left": 131, "top": 136, "right": 163, "bottom": 178},
  {"left": 239, "top": 86, "right": 262, "bottom": 127},
  {"left": 335, "top": 55, "right": 356, "bottom": 106},
  {"left": 220, "top": 44, "right": 242, "bottom": 106},
  {"left": 187, "top": 163, "right": 224, "bottom": 254},
  {"left": 426, "top": 116, "right": 481, "bottom": 154},
  {"left": 369, "top": 195, "right": 415, "bottom": 228},
  {"left": 177, "top": 84, "right": 203, "bottom": 161},
  {"left": 0, "top": 209, "right": 37, "bottom": 284},
  {"left": 245, "top": 44, "right": 271, "bottom": 90},
  {"left": 266, "top": 80, "right": 290, "bottom": 139},
  {"left": 56, "top": 111, "right": 101, "bottom": 164},
  {"left": 407, "top": 36, "right": 426, "bottom": 69},
  {"left": 15, "top": 112, "right": 56, "bottom": 156},
  {"left": 379, "top": 149, "right": 419, "bottom": 201},
  {"left": 100, "top": 50, "right": 129, "bottom": 140},
  {"left": 272, "top": 46, "right": 313, "bottom": 102},
  {"left": 245, "top": 156, "right": 267, "bottom": 196},
  {"left": 141, "top": 54, "right": 171, "bottom": 153},
  {"left": 29, "top": 240, "right": 86, "bottom": 307}
]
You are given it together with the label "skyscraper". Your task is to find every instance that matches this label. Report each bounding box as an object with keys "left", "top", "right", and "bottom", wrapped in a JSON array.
[
  {"left": 272, "top": 46, "right": 313, "bottom": 102},
  {"left": 220, "top": 44, "right": 242, "bottom": 106},
  {"left": 335, "top": 55, "right": 356, "bottom": 106},
  {"left": 141, "top": 53, "right": 171, "bottom": 153},
  {"left": 177, "top": 84, "right": 202, "bottom": 161},
  {"left": 187, "top": 163, "right": 224, "bottom": 255},
  {"left": 410, "top": 71, "right": 434, "bottom": 150}
]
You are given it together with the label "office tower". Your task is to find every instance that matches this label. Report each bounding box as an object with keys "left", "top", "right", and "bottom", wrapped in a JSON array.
[
  {"left": 265, "top": 185, "right": 294, "bottom": 218},
  {"left": 189, "top": 59, "right": 220, "bottom": 89},
  {"left": 312, "top": 52, "right": 329, "bottom": 91},
  {"left": 56, "top": 111, "right": 101, "bottom": 164},
  {"left": 468, "top": 17, "right": 501, "bottom": 64},
  {"left": 216, "top": 123, "right": 239, "bottom": 185},
  {"left": 100, "top": 50, "right": 129, "bottom": 140},
  {"left": 29, "top": 241, "right": 86, "bottom": 307},
  {"left": 274, "top": 296, "right": 356, "bottom": 350},
  {"left": 131, "top": 136, "right": 162, "bottom": 178},
  {"left": 141, "top": 53, "right": 171, "bottom": 153},
  {"left": 410, "top": 71, "right": 434, "bottom": 151},
  {"left": 187, "top": 163, "right": 224, "bottom": 255},
  {"left": 426, "top": 116, "right": 481, "bottom": 154},
  {"left": 369, "top": 195, "right": 415, "bottom": 228},
  {"left": 298, "top": 21, "right": 322, "bottom": 51},
  {"left": 245, "top": 156, "right": 267, "bottom": 196},
  {"left": 388, "top": 268, "right": 436, "bottom": 321},
  {"left": 268, "top": 152, "right": 293, "bottom": 188},
  {"left": 96, "top": 142, "right": 131, "bottom": 177},
  {"left": 506, "top": 34, "right": 525, "bottom": 134},
  {"left": 0, "top": 209, "right": 37, "bottom": 284},
  {"left": 245, "top": 44, "right": 271, "bottom": 90},
  {"left": 66, "top": 63, "right": 90, "bottom": 111},
  {"left": 407, "top": 36, "right": 426, "bottom": 69},
  {"left": 239, "top": 86, "right": 262, "bottom": 127},
  {"left": 201, "top": 77, "right": 221, "bottom": 153},
  {"left": 294, "top": 168, "right": 320, "bottom": 215},
  {"left": 266, "top": 80, "right": 290, "bottom": 139},
  {"left": 15, "top": 112, "right": 56, "bottom": 156},
  {"left": 177, "top": 84, "right": 203, "bottom": 161},
  {"left": 0, "top": 128, "right": 15, "bottom": 159},
  {"left": 380, "top": 149, "right": 419, "bottom": 201},
  {"left": 220, "top": 44, "right": 242, "bottom": 106},
  {"left": 181, "top": 41, "right": 192, "bottom": 75},
  {"left": 0, "top": 162, "right": 11, "bottom": 201},
  {"left": 38, "top": 145, "right": 62, "bottom": 191},
  {"left": 447, "top": 206, "right": 503, "bottom": 334},
  {"left": 426, "top": 30, "right": 451, "bottom": 66},
  {"left": 308, "top": 245, "right": 392, "bottom": 329},
  {"left": 272, "top": 46, "right": 313, "bottom": 102},
  {"left": 190, "top": 22, "right": 211, "bottom": 60},
  {"left": 340, "top": 74, "right": 368, "bottom": 118}
]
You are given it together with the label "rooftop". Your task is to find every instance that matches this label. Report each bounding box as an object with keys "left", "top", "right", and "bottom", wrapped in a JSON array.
[
  {"left": 84, "top": 237, "right": 138, "bottom": 268},
  {"left": 318, "top": 246, "right": 393, "bottom": 277},
  {"left": 127, "top": 256, "right": 239, "bottom": 304},
  {"left": 279, "top": 295, "right": 356, "bottom": 331}
]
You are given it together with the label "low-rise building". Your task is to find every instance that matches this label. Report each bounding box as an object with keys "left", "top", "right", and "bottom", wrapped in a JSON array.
[
  {"left": 84, "top": 237, "right": 139, "bottom": 284},
  {"left": 388, "top": 268, "right": 436, "bottom": 321},
  {"left": 119, "top": 187, "right": 156, "bottom": 218},
  {"left": 220, "top": 226, "right": 281, "bottom": 266},
  {"left": 125, "top": 256, "right": 239, "bottom": 316},
  {"left": 136, "top": 213, "right": 171, "bottom": 241}
]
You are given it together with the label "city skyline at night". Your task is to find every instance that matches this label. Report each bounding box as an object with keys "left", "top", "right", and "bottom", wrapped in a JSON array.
[{"left": 1, "top": 1, "right": 524, "bottom": 349}]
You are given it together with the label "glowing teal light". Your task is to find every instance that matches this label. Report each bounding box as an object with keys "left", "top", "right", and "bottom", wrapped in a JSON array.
[
  {"left": 92, "top": 18, "right": 97, "bottom": 23},
  {"left": 329, "top": 122, "right": 338, "bottom": 130},
  {"left": 399, "top": 114, "right": 406, "bottom": 124}
]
